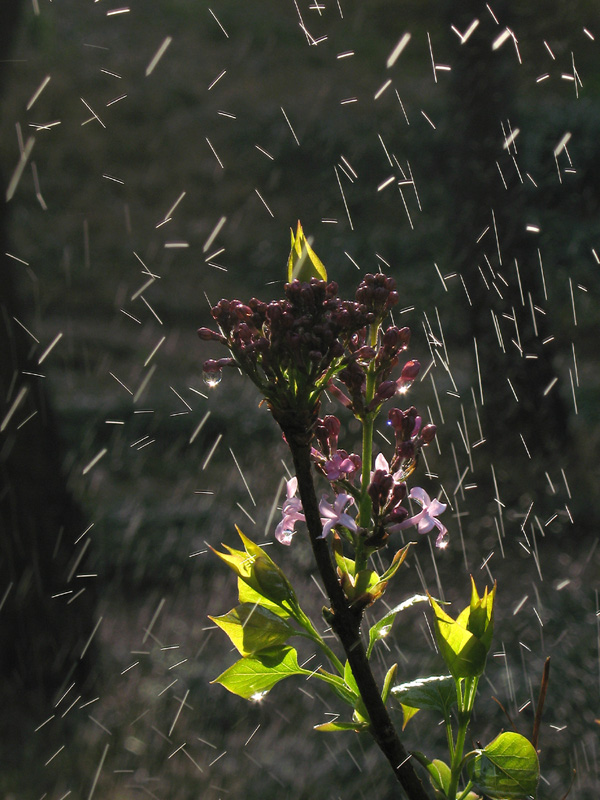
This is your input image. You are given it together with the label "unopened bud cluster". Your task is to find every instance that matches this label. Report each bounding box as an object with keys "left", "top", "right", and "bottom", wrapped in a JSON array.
[
  {"left": 199, "top": 279, "right": 370, "bottom": 424},
  {"left": 200, "top": 234, "right": 446, "bottom": 551}
]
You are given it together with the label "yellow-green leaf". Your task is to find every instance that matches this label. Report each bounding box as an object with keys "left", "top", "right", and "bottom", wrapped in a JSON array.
[
  {"left": 314, "top": 720, "right": 370, "bottom": 733},
  {"left": 209, "top": 603, "right": 295, "bottom": 656},
  {"left": 467, "top": 731, "right": 539, "bottom": 799},
  {"left": 212, "top": 645, "right": 305, "bottom": 700},
  {"left": 287, "top": 221, "right": 327, "bottom": 282}
]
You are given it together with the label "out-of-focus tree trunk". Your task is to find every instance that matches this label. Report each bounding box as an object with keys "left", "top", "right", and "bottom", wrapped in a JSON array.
[
  {"left": 0, "top": 0, "right": 96, "bottom": 713},
  {"left": 441, "top": 0, "right": 568, "bottom": 460}
]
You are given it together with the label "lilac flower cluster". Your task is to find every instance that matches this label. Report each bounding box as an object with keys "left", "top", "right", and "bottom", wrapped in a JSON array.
[
  {"left": 200, "top": 269, "right": 448, "bottom": 553},
  {"left": 199, "top": 278, "right": 370, "bottom": 429},
  {"left": 276, "top": 421, "right": 447, "bottom": 549}
]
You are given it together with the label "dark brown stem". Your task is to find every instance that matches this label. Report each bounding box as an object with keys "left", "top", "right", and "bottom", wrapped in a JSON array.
[
  {"left": 531, "top": 656, "right": 550, "bottom": 751},
  {"left": 288, "top": 437, "right": 431, "bottom": 800}
]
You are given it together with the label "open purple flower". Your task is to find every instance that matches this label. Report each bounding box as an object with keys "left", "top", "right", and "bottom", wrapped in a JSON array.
[
  {"left": 318, "top": 493, "right": 357, "bottom": 539},
  {"left": 392, "top": 486, "right": 448, "bottom": 548},
  {"left": 323, "top": 451, "right": 360, "bottom": 482},
  {"left": 275, "top": 477, "right": 306, "bottom": 545}
]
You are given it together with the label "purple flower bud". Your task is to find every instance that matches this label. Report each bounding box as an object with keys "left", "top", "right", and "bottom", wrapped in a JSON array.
[
  {"left": 197, "top": 327, "right": 226, "bottom": 343},
  {"left": 387, "top": 505, "right": 409, "bottom": 525},
  {"left": 398, "top": 327, "right": 411, "bottom": 346},
  {"left": 421, "top": 424, "right": 437, "bottom": 444},
  {"left": 401, "top": 359, "right": 421, "bottom": 381},
  {"left": 266, "top": 302, "right": 283, "bottom": 323},
  {"left": 376, "top": 380, "right": 397, "bottom": 400},
  {"left": 396, "top": 440, "right": 415, "bottom": 459},
  {"left": 382, "top": 326, "right": 401, "bottom": 348},
  {"left": 323, "top": 415, "right": 341, "bottom": 438},
  {"left": 388, "top": 407, "right": 405, "bottom": 430},
  {"left": 389, "top": 481, "right": 407, "bottom": 506}
]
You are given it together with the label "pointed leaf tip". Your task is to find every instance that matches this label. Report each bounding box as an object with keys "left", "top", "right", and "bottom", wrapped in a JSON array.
[{"left": 287, "top": 221, "right": 327, "bottom": 282}]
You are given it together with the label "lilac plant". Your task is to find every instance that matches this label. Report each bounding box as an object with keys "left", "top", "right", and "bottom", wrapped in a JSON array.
[{"left": 199, "top": 224, "right": 540, "bottom": 800}]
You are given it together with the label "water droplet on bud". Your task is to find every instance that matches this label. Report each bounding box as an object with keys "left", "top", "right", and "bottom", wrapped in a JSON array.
[
  {"left": 436, "top": 530, "right": 449, "bottom": 549},
  {"left": 397, "top": 380, "right": 414, "bottom": 394},
  {"left": 278, "top": 529, "right": 295, "bottom": 546},
  {"left": 202, "top": 369, "right": 222, "bottom": 387}
]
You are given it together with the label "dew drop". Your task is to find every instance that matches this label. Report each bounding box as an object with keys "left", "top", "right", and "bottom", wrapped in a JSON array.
[
  {"left": 436, "top": 530, "right": 450, "bottom": 549},
  {"left": 278, "top": 529, "right": 295, "bottom": 546},
  {"left": 202, "top": 369, "right": 222, "bottom": 387},
  {"left": 250, "top": 690, "right": 268, "bottom": 703},
  {"left": 397, "top": 380, "right": 414, "bottom": 394}
]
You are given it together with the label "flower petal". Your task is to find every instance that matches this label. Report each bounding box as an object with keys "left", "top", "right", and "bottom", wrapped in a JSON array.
[
  {"left": 375, "top": 453, "right": 389, "bottom": 472},
  {"left": 408, "top": 486, "right": 430, "bottom": 506}
]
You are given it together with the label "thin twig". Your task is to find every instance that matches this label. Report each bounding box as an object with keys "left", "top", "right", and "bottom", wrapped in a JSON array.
[
  {"left": 491, "top": 695, "right": 517, "bottom": 731},
  {"left": 531, "top": 656, "right": 550, "bottom": 750}
]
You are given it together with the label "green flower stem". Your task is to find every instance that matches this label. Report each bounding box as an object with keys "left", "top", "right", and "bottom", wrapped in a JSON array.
[
  {"left": 358, "top": 411, "right": 374, "bottom": 531},
  {"left": 446, "top": 715, "right": 455, "bottom": 762},
  {"left": 292, "top": 607, "right": 345, "bottom": 676},
  {"left": 296, "top": 666, "right": 357, "bottom": 706},
  {"left": 447, "top": 677, "right": 479, "bottom": 800},
  {"left": 357, "top": 323, "right": 380, "bottom": 549},
  {"left": 287, "top": 436, "right": 431, "bottom": 800}
]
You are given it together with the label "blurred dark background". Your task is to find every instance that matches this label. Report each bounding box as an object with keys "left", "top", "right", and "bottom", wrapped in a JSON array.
[{"left": 1, "top": 0, "right": 599, "bottom": 797}]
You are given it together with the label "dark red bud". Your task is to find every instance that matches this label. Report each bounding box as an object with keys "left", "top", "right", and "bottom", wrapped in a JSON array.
[
  {"left": 401, "top": 360, "right": 420, "bottom": 381},
  {"left": 197, "top": 327, "right": 225, "bottom": 342},
  {"left": 376, "top": 380, "right": 397, "bottom": 401},
  {"left": 421, "top": 424, "right": 437, "bottom": 444},
  {"left": 323, "top": 415, "right": 341, "bottom": 437},
  {"left": 388, "top": 407, "right": 405, "bottom": 429}
]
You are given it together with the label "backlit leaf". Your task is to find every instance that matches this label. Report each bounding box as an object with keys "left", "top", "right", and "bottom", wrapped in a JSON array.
[
  {"left": 287, "top": 221, "right": 327, "bottom": 282},
  {"left": 366, "top": 593, "right": 429, "bottom": 657},
  {"left": 391, "top": 675, "right": 456, "bottom": 728},
  {"left": 212, "top": 645, "right": 305, "bottom": 700},
  {"left": 467, "top": 731, "right": 539, "bottom": 799},
  {"left": 314, "top": 720, "right": 370, "bottom": 733},
  {"left": 209, "top": 603, "right": 295, "bottom": 656},
  {"left": 237, "top": 579, "right": 290, "bottom": 619}
]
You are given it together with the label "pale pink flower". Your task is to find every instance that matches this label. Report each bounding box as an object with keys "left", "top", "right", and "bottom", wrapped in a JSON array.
[
  {"left": 275, "top": 478, "right": 305, "bottom": 545},
  {"left": 393, "top": 486, "right": 448, "bottom": 548},
  {"left": 318, "top": 493, "right": 357, "bottom": 539}
]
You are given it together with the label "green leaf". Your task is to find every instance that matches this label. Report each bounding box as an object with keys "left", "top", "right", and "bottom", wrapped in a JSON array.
[
  {"left": 468, "top": 577, "right": 496, "bottom": 651},
  {"left": 212, "top": 645, "right": 306, "bottom": 700},
  {"left": 399, "top": 703, "right": 420, "bottom": 729},
  {"left": 353, "top": 568, "right": 380, "bottom": 595},
  {"left": 343, "top": 661, "right": 369, "bottom": 721},
  {"left": 366, "top": 594, "right": 429, "bottom": 658},
  {"left": 381, "top": 663, "right": 398, "bottom": 705},
  {"left": 413, "top": 753, "right": 452, "bottom": 795},
  {"left": 287, "top": 221, "right": 328, "bottom": 282},
  {"left": 238, "top": 579, "right": 290, "bottom": 619},
  {"left": 212, "top": 528, "right": 297, "bottom": 606},
  {"left": 209, "top": 603, "right": 295, "bottom": 656},
  {"left": 314, "top": 720, "right": 370, "bottom": 733},
  {"left": 344, "top": 659, "right": 359, "bottom": 695},
  {"left": 392, "top": 674, "right": 456, "bottom": 715},
  {"left": 332, "top": 539, "right": 355, "bottom": 578},
  {"left": 467, "top": 732, "right": 539, "bottom": 799},
  {"left": 429, "top": 595, "right": 489, "bottom": 679},
  {"left": 430, "top": 759, "right": 452, "bottom": 794},
  {"left": 311, "top": 670, "right": 358, "bottom": 706},
  {"left": 391, "top": 675, "right": 456, "bottom": 728},
  {"left": 377, "top": 543, "right": 413, "bottom": 584}
]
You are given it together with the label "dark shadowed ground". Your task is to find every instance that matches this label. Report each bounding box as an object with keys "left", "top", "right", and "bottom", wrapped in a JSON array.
[{"left": 1, "top": 1, "right": 599, "bottom": 798}]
